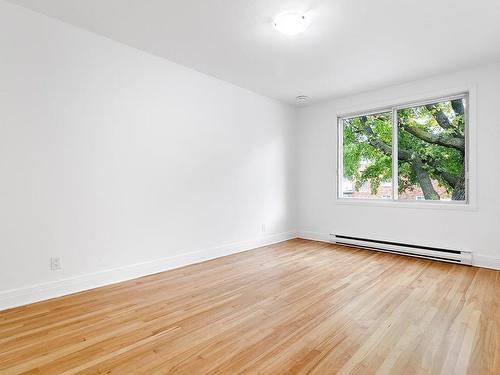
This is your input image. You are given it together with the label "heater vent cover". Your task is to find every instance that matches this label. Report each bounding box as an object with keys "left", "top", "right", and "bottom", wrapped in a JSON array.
[{"left": 331, "top": 234, "right": 472, "bottom": 265}]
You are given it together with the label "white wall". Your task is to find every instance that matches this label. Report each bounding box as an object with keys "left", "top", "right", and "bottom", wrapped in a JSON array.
[
  {"left": 0, "top": 2, "right": 297, "bottom": 309},
  {"left": 2, "top": 1, "right": 499, "bottom": 311},
  {"left": 297, "top": 63, "right": 500, "bottom": 269}
]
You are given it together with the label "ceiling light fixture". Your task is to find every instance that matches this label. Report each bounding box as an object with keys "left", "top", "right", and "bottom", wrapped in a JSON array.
[{"left": 273, "top": 11, "right": 311, "bottom": 36}]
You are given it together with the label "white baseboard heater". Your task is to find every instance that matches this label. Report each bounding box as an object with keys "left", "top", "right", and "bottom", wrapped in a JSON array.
[{"left": 331, "top": 234, "right": 472, "bottom": 266}]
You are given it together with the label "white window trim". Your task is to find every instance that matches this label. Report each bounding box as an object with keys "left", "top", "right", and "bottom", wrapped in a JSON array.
[{"left": 335, "top": 85, "right": 477, "bottom": 211}]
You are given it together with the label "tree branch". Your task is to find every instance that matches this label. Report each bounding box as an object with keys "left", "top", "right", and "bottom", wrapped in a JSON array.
[
  {"left": 425, "top": 104, "right": 452, "bottom": 129},
  {"left": 353, "top": 116, "right": 465, "bottom": 201},
  {"left": 400, "top": 123, "right": 465, "bottom": 152},
  {"left": 420, "top": 156, "right": 459, "bottom": 187},
  {"left": 438, "top": 171, "right": 459, "bottom": 187},
  {"left": 359, "top": 117, "right": 440, "bottom": 199},
  {"left": 451, "top": 99, "right": 465, "bottom": 117},
  {"left": 358, "top": 116, "right": 408, "bottom": 157},
  {"left": 425, "top": 103, "right": 464, "bottom": 138}
]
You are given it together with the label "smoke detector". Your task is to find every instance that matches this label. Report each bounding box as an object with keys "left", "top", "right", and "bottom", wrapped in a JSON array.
[{"left": 296, "top": 95, "right": 310, "bottom": 105}]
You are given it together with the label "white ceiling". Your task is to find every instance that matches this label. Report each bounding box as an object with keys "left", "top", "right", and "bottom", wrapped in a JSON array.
[{"left": 7, "top": 0, "right": 500, "bottom": 104}]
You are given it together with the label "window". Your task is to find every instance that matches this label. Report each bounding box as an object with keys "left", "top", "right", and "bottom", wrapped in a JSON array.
[{"left": 338, "top": 94, "right": 468, "bottom": 204}]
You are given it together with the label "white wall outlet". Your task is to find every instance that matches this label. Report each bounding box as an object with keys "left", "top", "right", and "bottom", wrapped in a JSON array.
[
  {"left": 50, "top": 257, "right": 61, "bottom": 270},
  {"left": 261, "top": 223, "right": 266, "bottom": 233}
]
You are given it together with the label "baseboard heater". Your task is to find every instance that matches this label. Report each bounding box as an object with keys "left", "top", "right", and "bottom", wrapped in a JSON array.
[{"left": 331, "top": 234, "right": 472, "bottom": 265}]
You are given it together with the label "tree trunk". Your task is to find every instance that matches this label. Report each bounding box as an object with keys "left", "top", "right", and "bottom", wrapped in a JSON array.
[
  {"left": 451, "top": 99, "right": 465, "bottom": 116},
  {"left": 452, "top": 166, "right": 466, "bottom": 201},
  {"left": 411, "top": 159, "right": 440, "bottom": 200}
]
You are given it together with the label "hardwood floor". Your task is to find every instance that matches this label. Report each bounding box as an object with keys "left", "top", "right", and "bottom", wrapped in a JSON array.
[{"left": 0, "top": 239, "right": 499, "bottom": 374}]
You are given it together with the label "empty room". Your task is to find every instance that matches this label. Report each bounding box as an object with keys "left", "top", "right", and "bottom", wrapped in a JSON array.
[{"left": 1, "top": 0, "right": 499, "bottom": 374}]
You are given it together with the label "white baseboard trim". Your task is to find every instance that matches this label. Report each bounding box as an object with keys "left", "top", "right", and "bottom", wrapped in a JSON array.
[
  {"left": 297, "top": 231, "right": 332, "bottom": 243},
  {"left": 472, "top": 254, "right": 500, "bottom": 271},
  {"left": 297, "top": 231, "right": 500, "bottom": 271},
  {"left": 0, "top": 231, "right": 297, "bottom": 311}
]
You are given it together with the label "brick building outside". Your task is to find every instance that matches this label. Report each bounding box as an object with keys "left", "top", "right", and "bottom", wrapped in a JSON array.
[{"left": 342, "top": 179, "right": 451, "bottom": 200}]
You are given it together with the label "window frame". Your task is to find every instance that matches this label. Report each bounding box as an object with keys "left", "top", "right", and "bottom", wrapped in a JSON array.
[{"left": 336, "top": 91, "right": 472, "bottom": 209}]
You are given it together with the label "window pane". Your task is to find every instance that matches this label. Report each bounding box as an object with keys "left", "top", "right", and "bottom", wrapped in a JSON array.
[
  {"left": 342, "top": 112, "right": 393, "bottom": 199},
  {"left": 397, "top": 98, "right": 466, "bottom": 201}
]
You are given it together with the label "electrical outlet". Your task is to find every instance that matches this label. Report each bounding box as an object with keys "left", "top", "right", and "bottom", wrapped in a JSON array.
[
  {"left": 51, "top": 257, "right": 61, "bottom": 270},
  {"left": 261, "top": 223, "right": 266, "bottom": 233}
]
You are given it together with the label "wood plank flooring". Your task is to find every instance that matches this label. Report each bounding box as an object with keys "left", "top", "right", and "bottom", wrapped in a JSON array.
[{"left": 0, "top": 239, "right": 499, "bottom": 374}]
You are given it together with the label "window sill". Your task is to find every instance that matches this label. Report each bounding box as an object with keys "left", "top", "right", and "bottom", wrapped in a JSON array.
[{"left": 334, "top": 198, "right": 477, "bottom": 211}]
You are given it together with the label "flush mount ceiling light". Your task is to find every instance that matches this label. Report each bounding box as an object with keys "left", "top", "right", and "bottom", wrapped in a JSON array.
[{"left": 273, "top": 11, "right": 311, "bottom": 36}]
